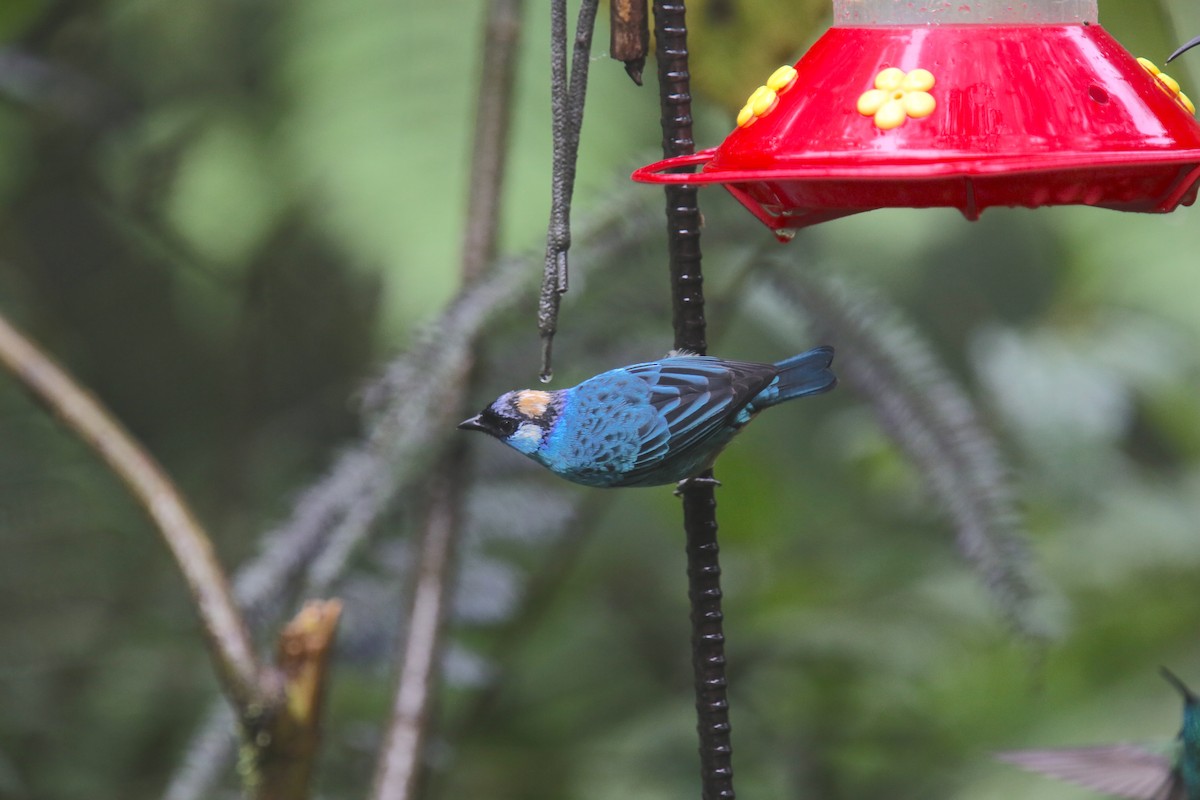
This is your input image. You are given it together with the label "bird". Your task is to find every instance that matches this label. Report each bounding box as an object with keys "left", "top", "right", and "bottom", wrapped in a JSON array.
[
  {"left": 998, "top": 667, "right": 1200, "bottom": 800},
  {"left": 458, "top": 347, "right": 836, "bottom": 488},
  {"left": 1168, "top": 35, "right": 1200, "bottom": 63}
]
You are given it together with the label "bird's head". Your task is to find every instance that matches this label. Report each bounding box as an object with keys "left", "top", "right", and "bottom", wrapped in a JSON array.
[{"left": 458, "top": 390, "right": 557, "bottom": 455}]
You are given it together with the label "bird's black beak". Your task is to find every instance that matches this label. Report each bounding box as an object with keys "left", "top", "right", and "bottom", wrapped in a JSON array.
[
  {"left": 1161, "top": 666, "right": 1198, "bottom": 703},
  {"left": 1168, "top": 34, "right": 1200, "bottom": 63},
  {"left": 458, "top": 414, "right": 488, "bottom": 433}
]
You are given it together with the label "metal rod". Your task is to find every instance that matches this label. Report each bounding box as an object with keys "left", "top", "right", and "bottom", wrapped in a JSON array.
[{"left": 652, "top": 3, "right": 734, "bottom": 798}]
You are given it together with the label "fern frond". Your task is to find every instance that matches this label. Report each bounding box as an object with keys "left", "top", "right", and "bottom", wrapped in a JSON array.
[{"left": 752, "top": 259, "right": 1049, "bottom": 640}]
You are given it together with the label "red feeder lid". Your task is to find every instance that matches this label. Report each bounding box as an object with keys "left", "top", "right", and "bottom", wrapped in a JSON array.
[{"left": 632, "top": 6, "right": 1200, "bottom": 239}]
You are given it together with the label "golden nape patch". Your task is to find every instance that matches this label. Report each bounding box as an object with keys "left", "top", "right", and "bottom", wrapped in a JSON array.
[{"left": 516, "top": 390, "right": 553, "bottom": 418}]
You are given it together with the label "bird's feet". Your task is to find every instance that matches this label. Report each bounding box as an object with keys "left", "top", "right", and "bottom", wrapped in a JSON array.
[{"left": 674, "top": 476, "right": 722, "bottom": 496}]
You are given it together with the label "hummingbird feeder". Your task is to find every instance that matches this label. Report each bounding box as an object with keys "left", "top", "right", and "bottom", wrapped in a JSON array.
[{"left": 632, "top": 0, "right": 1200, "bottom": 240}]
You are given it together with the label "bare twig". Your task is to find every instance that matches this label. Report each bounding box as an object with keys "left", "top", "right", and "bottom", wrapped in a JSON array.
[
  {"left": 370, "top": 472, "right": 464, "bottom": 800},
  {"left": 0, "top": 311, "right": 263, "bottom": 711},
  {"left": 371, "top": 3, "right": 525, "bottom": 799},
  {"left": 0, "top": 307, "right": 350, "bottom": 800},
  {"left": 258, "top": 600, "right": 344, "bottom": 799},
  {"left": 610, "top": 0, "right": 650, "bottom": 84},
  {"left": 461, "top": 0, "right": 524, "bottom": 282}
]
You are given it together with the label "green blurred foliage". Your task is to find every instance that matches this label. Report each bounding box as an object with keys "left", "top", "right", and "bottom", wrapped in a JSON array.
[
  {"left": 2, "top": 1, "right": 1200, "bottom": 799},
  {"left": 0, "top": 1, "right": 44, "bottom": 42}
]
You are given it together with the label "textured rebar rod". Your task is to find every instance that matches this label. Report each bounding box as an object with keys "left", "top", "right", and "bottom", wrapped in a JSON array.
[
  {"left": 652, "top": 3, "right": 734, "bottom": 799},
  {"left": 680, "top": 486, "right": 732, "bottom": 800},
  {"left": 653, "top": 1, "right": 707, "bottom": 355}
]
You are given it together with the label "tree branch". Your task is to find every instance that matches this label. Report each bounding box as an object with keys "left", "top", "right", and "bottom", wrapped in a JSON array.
[
  {"left": 370, "top": 471, "right": 463, "bottom": 800},
  {"left": 460, "top": 0, "right": 524, "bottom": 284},
  {"left": 371, "top": 2, "right": 525, "bottom": 799},
  {"left": 257, "top": 600, "right": 344, "bottom": 799},
  {"left": 0, "top": 310, "right": 262, "bottom": 711},
  {"left": 0, "top": 310, "right": 345, "bottom": 800}
]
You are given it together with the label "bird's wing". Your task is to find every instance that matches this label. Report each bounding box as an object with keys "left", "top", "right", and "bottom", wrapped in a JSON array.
[
  {"left": 998, "top": 744, "right": 1180, "bottom": 799},
  {"left": 623, "top": 357, "right": 778, "bottom": 472}
]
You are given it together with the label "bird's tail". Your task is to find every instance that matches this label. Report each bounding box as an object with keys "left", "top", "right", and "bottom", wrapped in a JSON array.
[{"left": 770, "top": 346, "right": 837, "bottom": 404}]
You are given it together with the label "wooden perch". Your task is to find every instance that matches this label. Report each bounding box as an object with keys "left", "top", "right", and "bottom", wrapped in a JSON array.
[{"left": 610, "top": 0, "right": 649, "bottom": 84}]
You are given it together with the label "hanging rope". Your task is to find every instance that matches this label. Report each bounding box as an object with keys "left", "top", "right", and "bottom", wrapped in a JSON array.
[{"left": 538, "top": 0, "right": 600, "bottom": 381}]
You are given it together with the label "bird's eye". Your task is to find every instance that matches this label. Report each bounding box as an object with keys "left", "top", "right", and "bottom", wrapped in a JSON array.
[{"left": 482, "top": 409, "right": 520, "bottom": 437}]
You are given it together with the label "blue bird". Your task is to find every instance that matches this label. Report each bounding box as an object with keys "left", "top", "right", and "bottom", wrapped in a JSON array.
[{"left": 458, "top": 347, "right": 836, "bottom": 488}]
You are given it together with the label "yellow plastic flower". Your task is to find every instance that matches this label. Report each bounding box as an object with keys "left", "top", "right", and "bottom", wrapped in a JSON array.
[
  {"left": 857, "top": 67, "right": 936, "bottom": 130},
  {"left": 1137, "top": 56, "right": 1195, "bottom": 115},
  {"left": 737, "top": 65, "right": 798, "bottom": 128}
]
